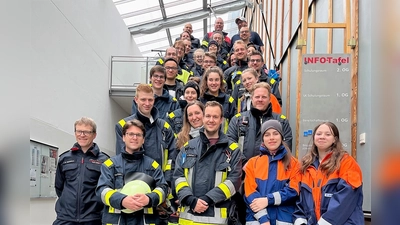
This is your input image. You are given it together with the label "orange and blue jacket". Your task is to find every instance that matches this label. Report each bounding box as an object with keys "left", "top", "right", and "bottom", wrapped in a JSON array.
[
  {"left": 243, "top": 145, "right": 300, "bottom": 224},
  {"left": 293, "top": 152, "right": 364, "bottom": 225}
]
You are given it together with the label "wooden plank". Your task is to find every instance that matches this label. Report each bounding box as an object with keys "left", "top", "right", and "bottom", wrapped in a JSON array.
[
  {"left": 327, "top": 0, "right": 333, "bottom": 53},
  {"left": 351, "top": 0, "right": 359, "bottom": 159},
  {"left": 286, "top": 47, "right": 291, "bottom": 119},
  {"left": 280, "top": 0, "right": 284, "bottom": 59},
  {"left": 346, "top": 0, "right": 351, "bottom": 53},
  {"left": 269, "top": 0, "right": 273, "bottom": 67},
  {"left": 310, "top": 2, "right": 316, "bottom": 53},
  {"left": 308, "top": 23, "right": 347, "bottom": 28},
  {"left": 274, "top": 0, "right": 278, "bottom": 67}
]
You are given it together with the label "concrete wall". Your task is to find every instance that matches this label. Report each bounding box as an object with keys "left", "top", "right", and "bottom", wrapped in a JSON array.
[{"left": 30, "top": 0, "right": 140, "bottom": 224}]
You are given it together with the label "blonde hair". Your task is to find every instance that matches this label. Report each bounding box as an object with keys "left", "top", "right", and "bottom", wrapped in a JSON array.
[
  {"left": 74, "top": 117, "right": 97, "bottom": 133},
  {"left": 176, "top": 101, "right": 205, "bottom": 149}
]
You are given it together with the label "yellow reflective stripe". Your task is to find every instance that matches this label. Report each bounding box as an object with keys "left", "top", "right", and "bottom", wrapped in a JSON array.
[
  {"left": 152, "top": 189, "right": 163, "bottom": 205},
  {"left": 184, "top": 168, "right": 189, "bottom": 180},
  {"left": 164, "top": 122, "right": 170, "bottom": 129},
  {"left": 176, "top": 181, "right": 189, "bottom": 193},
  {"left": 105, "top": 190, "right": 117, "bottom": 206},
  {"left": 173, "top": 97, "right": 177, "bottom": 102},
  {"left": 104, "top": 159, "right": 113, "bottom": 167},
  {"left": 217, "top": 182, "right": 232, "bottom": 199},
  {"left": 237, "top": 98, "right": 241, "bottom": 113},
  {"left": 223, "top": 60, "right": 227, "bottom": 65},
  {"left": 118, "top": 119, "right": 126, "bottom": 128},
  {"left": 168, "top": 112, "right": 175, "bottom": 118},
  {"left": 222, "top": 171, "right": 227, "bottom": 182},
  {"left": 144, "top": 207, "right": 154, "bottom": 214},
  {"left": 221, "top": 207, "right": 227, "bottom": 219},
  {"left": 106, "top": 223, "right": 112, "bottom": 225},
  {"left": 163, "top": 149, "right": 169, "bottom": 171},
  {"left": 237, "top": 71, "right": 242, "bottom": 75},
  {"left": 270, "top": 78, "right": 276, "bottom": 84},
  {"left": 174, "top": 133, "right": 177, "bottom": 138},
  {"left": 235, "top": 113, "right": 241, "bottom": 118},
  {"left": 108, "top": 206, "right": 115, "bottom": 213},
  {"left": 280, "top": 114, "right": 287, "bottom": 119},
  {"left": 229, "top": 96, "right": 234, "bottom": 103},
  {"left": 224, "top": 119, "right": 228, "bottom": 134},
  {"left": 152, "top": 160, "right": 160, "bottom": 169},
  {"left": 183, "top": 142, "right": 189, "bottom": 147},
  {"left": 168, "top": 193, "right": 174, "bottom": 200},
  {"left": 202, "top": 40, "right": 209, "bottom": 47},
  {"left": 158, "top": 58, "right": 164, "bottom": 65},
  {"left": 229, "top": 142, "right": 239, "bottom": 151},
  {"left": 235, "top": 79, "right": 241, "bottom": 85}
]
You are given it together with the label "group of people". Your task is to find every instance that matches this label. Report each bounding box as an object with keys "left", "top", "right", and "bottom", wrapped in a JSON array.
[{"left": 53, "top": 16, "right": 364, "bottom": 225}]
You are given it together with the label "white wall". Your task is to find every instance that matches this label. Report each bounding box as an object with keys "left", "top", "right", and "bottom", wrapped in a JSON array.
[{"left": 30, "top": 0, "right": 140, "bottom": 224}]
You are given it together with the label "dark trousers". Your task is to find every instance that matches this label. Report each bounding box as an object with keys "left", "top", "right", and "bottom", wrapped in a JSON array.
[{"left": 53, "top": 219, "right": 102, "bottom": 225}]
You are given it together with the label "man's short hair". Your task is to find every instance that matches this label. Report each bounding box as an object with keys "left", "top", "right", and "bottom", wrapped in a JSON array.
[
  {"left": 74, "top": 117, "right": 97, "bottom": 133},
  {"left": 249, "top": 50, "right": 264, "bottom": 62},
  {"left": 204, "top": 52, "right": 217, "bottom": 62},
  {"left": 204, "top": 101, "right": 223, "bottom": 118},
  {"left": 136, "top": 84, "right": 154, "bottom": 97},
  {"left": 163, "top": 57, "right": 179, "bottom": 66},
  {"left": 233, "top": 40, "right": 247, "bottom": 50},
  {"left": 122, "top": 119, "right": 146, "bottom": 137},
  {"left": 251, "top": 82, "right": 271, "bottom": 96},
  {"left": 150, "top": 65, "right": 166, "bottom": 78}
]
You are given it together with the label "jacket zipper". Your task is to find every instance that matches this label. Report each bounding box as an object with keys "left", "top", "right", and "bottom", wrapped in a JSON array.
[{"left": 76, "top": 156, "right": 84, "bottom": 222}]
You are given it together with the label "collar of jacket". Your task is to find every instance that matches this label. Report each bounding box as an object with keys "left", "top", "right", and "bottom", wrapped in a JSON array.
[
  {"left": 312, "top": 150, "right": 334, "bottom": 169},
  {"left": 121, "top": 148, "right": 145, "bottom": 161},
  {"left": 203, "top": 91, "right": 226, "bottom": 103},
  {"left": 136, "top": 107, "right": 159, "bottom": 125},
  {"left": 259, "top": 144, "right": 287, "bottom": 160},
  {"left": 199, "top": 127, "right": 229, "bottom": 146},
  {"left": 236, "top": 59, "right": 248, "bottom": 68},
  {"left": 258, "top": 69, "right": 270, "bottom": 82},
  {"left": 250, "top": 104, "right": 272, "bottom": 118},
  {"left": 71, "top": 142, "right": 99, "bottom": 156},
  {"left": 178, "top": 99, "right": 188, "bottom": 109},
  {"left": 156, "top": 88, "right": 172, "bottom": 100}
]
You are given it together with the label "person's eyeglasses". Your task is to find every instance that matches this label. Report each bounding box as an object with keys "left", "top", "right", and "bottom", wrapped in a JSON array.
[
  {"left": 165, "top": 67, "right": 178, "bottom": 70},
  {"left": 240, "top": 30, "right": 250, "bottom": 33},
  {"left": 250, "top": 59, "right": 262, "bottom": 63},
  {"left": 125, "top": 132, "right": 144, "bottom": 138},
  {"left": 152, "top": 75, "right": 165, "bottom": 80},
  {"left": 203, "top": 60, "right": 215, "bottom": 64},
  {"left": 176, "top": 48, "right": 184, "bottom": 52},
  {"left": 195, "top": 55, "right": 204, "bottom": 58},
  {"left": 75, "top": 130, "right": 94, "bottom": 136}
]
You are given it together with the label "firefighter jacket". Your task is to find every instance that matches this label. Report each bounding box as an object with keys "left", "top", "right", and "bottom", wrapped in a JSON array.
[
  {"left": 156, "top": 59, "right": 192, "bottom": 84},
  {"left": 293, "top": 152, "right": 364, "bottom": 225},
  {"left": 131, "top": 88, "right": 179, "bottom": 120},
  {"left": 223, "top": 59, "right": 249, "bottom": 93},
  {"left": 175, "top": 35, "right": 201, "bottom": 49},
  {"left": 54, "top": 143, "right": 109, "bottom": 223},
  {"left": 227, "top": 105, "right": 293, "bottom": 163},
  {"left": 201, "top": 31, "right": 231, "bottom": 53},
  {"left": 96, "top": 148, "right": 168, "bottom": 225},
  {"left": 191, "top": 63, "right": 204, "bottom": 78},
  {"left": 216, "top": 54, "right": 230, "bottom": 72},
  {"left": 166, "top": 99, "right": 187, "bottom": 134},
  {"left": 200, "top": 91, "right": 236, "bottom": 133},
  {"left": 243, "top": 145, "right": 300, "bottom": 225},
  {"left": 115, "top": 107, "right": 176, "bottom": 185},
  {"left": 173, "top": 129, "right": 242, "bottom": 225},
  {"left": 164, "top": 80, "right": 185, "bottom": 100}
]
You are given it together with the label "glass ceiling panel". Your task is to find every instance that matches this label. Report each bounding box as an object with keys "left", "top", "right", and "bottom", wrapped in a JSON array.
[
  {"left": 116, "top": 0, "right": 160, "bottom": 15},
  {"left": 123, "top": 11, "right": 163, "bottom": 27}
]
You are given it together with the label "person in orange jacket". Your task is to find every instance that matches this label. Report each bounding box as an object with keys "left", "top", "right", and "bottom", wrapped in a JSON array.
[{"left": 293, "top": 122, "right": 364, "bottom": 225}]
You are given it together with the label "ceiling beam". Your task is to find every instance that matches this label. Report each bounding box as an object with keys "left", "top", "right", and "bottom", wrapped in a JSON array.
[{"left": 129, "top": 0, "right": 251, "bottom": 35}]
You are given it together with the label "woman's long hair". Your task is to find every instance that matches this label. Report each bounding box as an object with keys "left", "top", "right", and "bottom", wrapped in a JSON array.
[
  {"left": 176, "top": 101, "right": 205, "bottom": 149},
  {"left": 300, "top": 122, "right": 346, "bottom": 176},
  {"left": 200, "top": 66, "right": 226, "bottom": 97}
]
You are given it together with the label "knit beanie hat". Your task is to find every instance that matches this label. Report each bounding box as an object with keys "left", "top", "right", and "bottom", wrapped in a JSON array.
[
  {"left": 183, "top": 81, "right": 200, "bottom": 98},
  {"left": 261, "top": 119, "right": 284, "bottom": 139},
  {"left": 208, "top": 40, "right": 220, "bottom": 50}
]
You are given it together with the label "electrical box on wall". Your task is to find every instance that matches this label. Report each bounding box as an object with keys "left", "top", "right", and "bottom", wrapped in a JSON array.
[{"left": 359, "top": 133, "right": 366, "bottom": 145}]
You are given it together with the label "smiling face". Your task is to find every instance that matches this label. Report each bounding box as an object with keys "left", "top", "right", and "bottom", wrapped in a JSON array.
[
  {"left": 134, "top": 91, "right": 154, "bottom": 117},
  {"left": 314, "top": 124, "right": 336, "bottom": 152},
  {"left": 183, "top": 23, "right": 193, "bottom": 34},
  {"left": 214, "top": 18, "right": 224, "bottom": 31},
  {"left": 187, "top": 104, "right": 204, "bottom": 128},
  {"left": 249, "top": 54, "right": 263, "bottom": 71},
  {"left": 208, "top": 44, "right": 218, "bottom": 54},
  {"left": 212, "top": 33, "right": 223, "bottom": 45},
  {"left": 203, "top": 105, "right": 223, "bottom": 135},
  {"left": 241, "top": 71, "right": 258, "bottom": 91},
  {"left": 164, "top": 60, "right": 178, "bottom": 79},
  {"left": 75, "top": 124, "right": 96, "bottom": 150},
  {"left": 239, "top": 27, "right": 250, "bottom": 40},
  {"left": 150, "top": 71, "right": 165, "bottom": 90},
  {"left": 123, "top": 125, "right": 145, "bottom": 153},
  {"left": 234, "top": 43, "right": 247, "bottom": 60},
  {"left": 184, "top": 87, "right": 198, "bottom": 103},
  {"left": 202, "top": 56, "right": 216, "bottom": 70},
  {"left": 194, "top": 52, "right": 204, "bottom": 65},
  {"left": 251, "top": 87, "right": 270, "bottom": 111},
  {"left": 207, "top": 72, "right": 221, "bottom": 95},
  {"left": 181, "top": 31, "right": 191, "bottom": 41},
  {"left": 263, "top": 128, "right": 282, "bottom": 151}
]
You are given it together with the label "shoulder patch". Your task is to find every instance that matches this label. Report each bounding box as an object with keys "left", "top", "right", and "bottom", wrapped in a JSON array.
[
  {"left": 235, "top": 79, "right": 241, "bottom": 85},
  {"left": 229, "top": 96, "right": 234, "bottom": 103},
  {"left": 168, "top": 112, "right": 175, "bottom": 118},
  {"left": 172, "top": 97, "right": 177, "bottom": 102},
  {"left": 229, "top": 143, "right": 239, "bottom": 151},
  {"left": 235, "top": 113, "right": 241, "bottom": 118},
  {"left": 174, "top": 133, "right": 177, "bottom": 138},
  {"left": 152, "top": 160, "right": 160, "bottom": 169},
  {"left": 280, "top": 114, "right": 287, "bottom": 119},
  {"left": 270, "top": 78, "right": 276, "bottom": 84},
  {"left": 223, "top": 60, "right": 227, "bottom": 65},
  {"left": 183, "top": 142, "right": 189, "bottom": 147},
  {"left": 158, "top": 58, "right": 164, "bottom": 65},
  {"left": 237, "top": 71, "right": 242, "bottom": 75},
  {"left": 118, "top": 119, "right": 126, "bottom": 128},
  {"left": 104, "top": 159, "right": 113, "bottom": 168},
  {"left": 164, "top": 122, "right": 171, "bottom": 129}
]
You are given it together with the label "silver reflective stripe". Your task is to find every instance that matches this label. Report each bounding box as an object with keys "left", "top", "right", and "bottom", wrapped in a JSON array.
[
  {"left": 273, "top": 191, "right": 282, "bottom": 205},
  {"left": 161, "top": 144, "right": 164, "bottom": 170},
  {"left": 223, "top": 180, "right": 236, "bottom": 196},
  {"left": 187, "top": 167, "right": 193, "bottom": 185},
  {"left": 215, "top": 171, "right": 224, "bottom": 187},
  {"left": 175, "top": 177, "right": 187, "bottom": 187},
  {"left": 318, "top": 217, "right": 332, "bottom": 225},
  {"left": 179, "top": 206, "right": 228, "bottom": 224},
  {"left": 239, "top": 136, "right": 245, "bottom": 154},
  {"left": 254, "top": 208, "right": 267, "bottom": 220},
  {"left": 154, "top": 187, "right": 165, "bottom": 199},
  {"left": 101, "top": 188, "right": 113, "bottom": 204},
  {"left": 276, "top": 220, "right": 294, "bottom": 225},
  {"left": 167, "top": 159, "right": 172, "bottom": 165},
  {"left": 246, "top": 221, "right": 261, "bottom": 225},
  {"left": 294, "top": 218, "right": 307, "bottom": 225}
]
